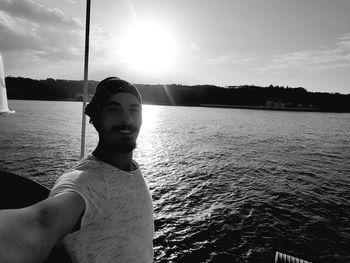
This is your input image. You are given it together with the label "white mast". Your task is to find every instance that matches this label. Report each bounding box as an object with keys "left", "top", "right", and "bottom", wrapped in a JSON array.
[{"left": 80, "top": 0, "right": 91, "bottom": 159}]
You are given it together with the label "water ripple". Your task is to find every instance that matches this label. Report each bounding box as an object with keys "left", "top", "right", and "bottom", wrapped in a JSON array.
[{"left": 1, "top": 101, "right": 350, "bottom": 262}]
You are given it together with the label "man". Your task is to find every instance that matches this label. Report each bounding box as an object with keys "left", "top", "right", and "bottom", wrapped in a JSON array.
[{"left": 0, "top": 77, "right": 154, "bottom": 263}]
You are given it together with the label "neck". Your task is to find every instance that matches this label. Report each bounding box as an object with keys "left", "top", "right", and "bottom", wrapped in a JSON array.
[{"left": 92, "top": 142, "right": 136, "bottom": 171}]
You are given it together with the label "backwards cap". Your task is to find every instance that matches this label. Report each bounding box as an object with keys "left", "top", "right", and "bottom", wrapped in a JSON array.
[{"left": 85, "top": 77, "right": 142, "bottom": 121}]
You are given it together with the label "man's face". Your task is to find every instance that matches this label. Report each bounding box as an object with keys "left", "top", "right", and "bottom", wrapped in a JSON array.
[{"left": 96, "top": 92, "right": 142, "bottom": 153}]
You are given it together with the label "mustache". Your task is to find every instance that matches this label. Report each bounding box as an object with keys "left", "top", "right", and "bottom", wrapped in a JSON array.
[{"left": 111, "top": 124, "right": 137, "bottom": 132}]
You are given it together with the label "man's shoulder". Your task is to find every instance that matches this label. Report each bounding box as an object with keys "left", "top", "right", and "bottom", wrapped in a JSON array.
[
  {"left": 71, "top": 154, "right": 102, "bottom": 172},
  {"left": 56, "top": 155, "right": 104, "bottom": 184}
]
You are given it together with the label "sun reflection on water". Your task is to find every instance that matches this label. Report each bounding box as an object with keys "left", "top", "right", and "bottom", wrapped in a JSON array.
[{"left": 137, "top": 104, "right": 163, "bottom": 158}]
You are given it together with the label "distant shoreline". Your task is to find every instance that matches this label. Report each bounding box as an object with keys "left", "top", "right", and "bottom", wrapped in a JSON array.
[
  {"left": 8, "top": 99, "right": 350, "bottom": 113},
  {"left": 200, "top": 104, "right": 323, "bottom": 112},
  {"left": 6, "top": 77, "right": 350, "bottom": 113}
]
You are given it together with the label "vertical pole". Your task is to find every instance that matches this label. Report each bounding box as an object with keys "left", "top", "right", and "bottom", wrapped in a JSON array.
[{"left": 80, "top": 0, "right": 91, "bottom": 159}]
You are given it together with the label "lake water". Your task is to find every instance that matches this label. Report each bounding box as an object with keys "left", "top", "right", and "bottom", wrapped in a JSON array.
[{"left": 1, "top": 100, "right": 350, "bottom": 263}]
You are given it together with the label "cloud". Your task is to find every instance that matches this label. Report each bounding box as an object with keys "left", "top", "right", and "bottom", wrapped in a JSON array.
[
  {"left": 0, "top": 0, "right": 84, "bottom": 62},
  {"left": 257, "top": 33, "right": 350, "bottom": 72},
  {"left": 336, "top": 33, "right": 350, "bottom": 49},
  {"left": 207, "top": 54, "right": 255, "bottom": 65},
  {"left": 0, "top": 11, "right": 43, "bottom": 51},
  {"left": 0, "top": 0, "right": 82, "bottom": 27},
  {"left": 0, "top": 0, "right": 122, "bottom": 66}
]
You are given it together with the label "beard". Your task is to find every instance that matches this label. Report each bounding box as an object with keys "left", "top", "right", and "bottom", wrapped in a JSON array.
[
  {"left": 99, "top": 134, "right": 138, "bottom": 153},
  {"left": 111, "top": 141, "right": 136, "bottom": 153},
  {"left": 98, "top": 136, "right": 137, "bottom": 153},
  {"left": 96, "top": 123, "right": 139, "bottom": 153}
]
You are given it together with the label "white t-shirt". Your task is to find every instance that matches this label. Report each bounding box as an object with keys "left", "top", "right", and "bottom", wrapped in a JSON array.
[{"left": 50, "top": 154, "right": 154, "bottom": 263}]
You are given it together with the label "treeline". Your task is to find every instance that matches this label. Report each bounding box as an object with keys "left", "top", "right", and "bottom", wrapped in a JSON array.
[
  {"left": 5, "top": 77, "right": 350, "bottom": 112},
  {"left": 5, "top": 77, "right": 98, "bottom": 101}
]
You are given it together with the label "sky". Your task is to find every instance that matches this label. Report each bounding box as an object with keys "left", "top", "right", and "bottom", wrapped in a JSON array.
[{"left": 0, "top": 0, "right": 349, "bottom": 94}]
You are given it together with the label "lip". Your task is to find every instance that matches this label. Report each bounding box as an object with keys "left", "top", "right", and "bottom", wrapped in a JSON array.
[
  {"left": 111, "top": 127, "right": 135, "bottom": 136},
  {"left": 117, "top": 129, "right": 133, "bottom": 135},
  {"left": 111, "top": 125, "right": 136, "bottom": 135}
]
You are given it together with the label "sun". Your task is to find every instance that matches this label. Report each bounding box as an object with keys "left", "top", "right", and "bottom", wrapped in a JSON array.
[{"left": 119, "top": 22, "right": 176, "bottom": 72}]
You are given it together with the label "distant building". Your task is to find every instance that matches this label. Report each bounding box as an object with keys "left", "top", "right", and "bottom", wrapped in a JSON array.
[{"left": 265, "top": 100, "right": 285, "bottom": 108}]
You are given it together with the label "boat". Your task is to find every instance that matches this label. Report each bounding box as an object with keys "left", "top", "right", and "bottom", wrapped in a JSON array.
[{"left": 0, "top": 53, "right": 15, "bottom": 114}]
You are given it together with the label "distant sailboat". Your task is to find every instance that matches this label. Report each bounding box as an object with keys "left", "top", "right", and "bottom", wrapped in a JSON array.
[{"left": 0, "top": 53, "right": 15, "bottom": 114}]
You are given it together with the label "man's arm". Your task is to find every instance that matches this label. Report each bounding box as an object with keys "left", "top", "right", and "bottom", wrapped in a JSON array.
[{"left": 0, "top": 192, "right": 85, "bottom": 263}]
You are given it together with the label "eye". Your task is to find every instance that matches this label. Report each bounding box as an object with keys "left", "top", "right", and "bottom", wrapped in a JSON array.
[
  {"left": 105, "top": 106, "right": 121, "bottom": 113},
  {"left": 130, "top": 107, "right": 141, "bottom": 113}
]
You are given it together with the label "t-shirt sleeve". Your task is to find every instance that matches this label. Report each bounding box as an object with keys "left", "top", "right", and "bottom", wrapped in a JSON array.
[{"left": 50, "top": 170, "right": 106, "bottom": 226}]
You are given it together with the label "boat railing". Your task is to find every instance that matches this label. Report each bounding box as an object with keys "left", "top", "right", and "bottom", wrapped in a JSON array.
[{"left": 275, "top": 251, "right": 312, "bottom": 263}]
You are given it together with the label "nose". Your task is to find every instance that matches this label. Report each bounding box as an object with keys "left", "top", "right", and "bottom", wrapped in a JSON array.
[{"left": 120, "top": 109, "right": 132, "bottom": 124}]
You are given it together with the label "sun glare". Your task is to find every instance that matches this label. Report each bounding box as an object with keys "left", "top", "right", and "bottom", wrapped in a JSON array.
[{"left": 119, "top": 22, "right": 176, "bottom": 72}]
